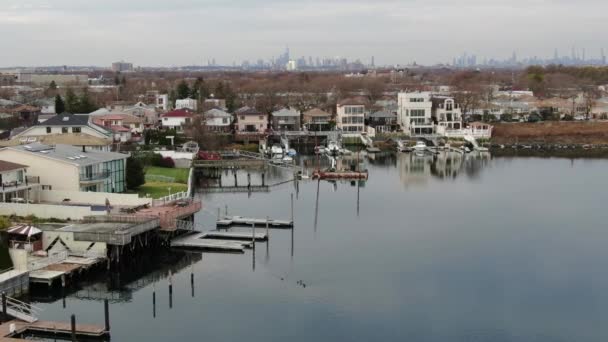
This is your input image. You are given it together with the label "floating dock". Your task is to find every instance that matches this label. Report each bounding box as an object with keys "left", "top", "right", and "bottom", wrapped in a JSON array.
[
  {"left": 202, "top": 231, "right": 268, "bottom": 241},
  {"left": 170, "top": 232, "right": 258, "bottom": 253},
  {"left": 312, "top": 170, "right": 369, "bottom": 180},
  {"left": 0, "top": 319, "right": 108, "bottom": 341},
  {"left": 216, "top": 216, "right": 293, "bottom": 229}
]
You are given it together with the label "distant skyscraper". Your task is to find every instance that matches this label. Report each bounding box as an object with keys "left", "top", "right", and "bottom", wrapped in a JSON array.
[{"left": 371, "top": 56, "right": 375, "bottom": 67}]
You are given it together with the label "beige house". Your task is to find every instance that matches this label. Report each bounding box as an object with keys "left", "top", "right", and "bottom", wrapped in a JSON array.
[
  {"left": 235, "top": 107, "right": 267, "bottom": 134},
  {"left": 0, "top": 143, "right": 128, "bottom": 193},
  {"left": 0, "top": 160, "right": 39, "bottom": 203},
  {"left": 336, "top": 98, "right": 367, "bottom": 133}
]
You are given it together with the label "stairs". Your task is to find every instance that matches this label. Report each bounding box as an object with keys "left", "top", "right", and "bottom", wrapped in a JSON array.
[{"left": 5, "top": 296, "right": 42, "bottom": 323}]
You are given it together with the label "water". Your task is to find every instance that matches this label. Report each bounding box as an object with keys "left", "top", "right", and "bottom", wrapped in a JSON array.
[{"left": 29, "top": 153, "right": 608, "bottom": 341}]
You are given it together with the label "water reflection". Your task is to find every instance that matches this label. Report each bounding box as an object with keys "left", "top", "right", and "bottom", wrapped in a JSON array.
[{"left": 397, "top": 151, "right": 491, "bottom": 187}]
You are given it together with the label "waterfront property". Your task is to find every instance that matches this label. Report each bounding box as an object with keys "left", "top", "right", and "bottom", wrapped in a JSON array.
[
  {"left": 0, "top": 143, "right": 128, "bottom": 192},
  {"left": 397, "top": 91, "right": 435, "bottom": 135},
  {"left": 271, "top": 107, "right": 301, "bottom": 131},
  {"left": 336, "top": 98, "right": 367, "bottom": 134},
  {"left": 235, "top": 106, "right": 268, "bottom": 134},
  {"left": 204, "top": 108, "right": 233, "bottom": 133},
  {"left": 0, "top": 160, "right": 39, "bottom": 203},
  {"left": 160, "top": 109, "right": 194, "bottom": 132},
  {"left": 303, "top": 108, "right": 332, "bottom": 131}
]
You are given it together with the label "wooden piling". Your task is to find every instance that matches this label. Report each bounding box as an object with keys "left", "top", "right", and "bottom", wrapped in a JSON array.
[
  {"left": 71, "top": 314, "right": 76, "bottom": 342},
  {"left": 262, "top": 173, "right": 265, "bottom": 186},
  {"left": 1, "top": 292, "right": 6, "bottom": 323},
  {"left": 104, "top": 299, "right": 110, "bottom": 332},
  {"left": 290, "top": 193, "right": 294, "bottom": 224},
  {"left": 152, "top": 287, "right": 156, "bottom": 318}
]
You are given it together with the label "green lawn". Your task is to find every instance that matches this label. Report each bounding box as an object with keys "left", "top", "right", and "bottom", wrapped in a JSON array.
[
  {"left": 145, "top": 167, "right": 190, "bottom": 184},
  {"left": 137, "top": 182, "right": 188, "bottom": 199}
]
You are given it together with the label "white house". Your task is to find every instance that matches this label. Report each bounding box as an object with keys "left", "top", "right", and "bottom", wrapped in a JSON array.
[
  {"left": 175, "top": 98, "right": 198, "bottom": 111},
  {"left": 204, "top": 108, "right": 232, "bottom": 133},
  {"left": 432, "top": 96, "right": 463, "bottom": 131},
  {"left": 160, "top": 109, "right": 194, "bottom": 131},
  {"left": 0, "top": 160, "right": 39, "bottom": 203},
  {"left": 336, "top": 98, "right": 367, "bottom": 134},
  {"left": 397, "top": 92, "right": 434, "bottom": 135},
  {"left": 13, "top": 114, "right": 112, "bottom": 140},
  {"left": 0, "top": 143, "right": 128, "bottom": 193}
]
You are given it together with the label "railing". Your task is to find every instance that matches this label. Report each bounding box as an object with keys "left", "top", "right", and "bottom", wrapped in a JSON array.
[
  {"left": 152, "top": 191, "right": 189, "bottom": 207},
  {"left": 145, "top": 174, "right": 176, "bottom": 183},
  {"left": 29, "top": 251, "right": 68, "bottom": 271},
  {"left": 26, "top": 176, "right": 40, "bottom": 184},
  {"left": 159, "top": 200, "right": 202, "bottom": 230},
  {"left": 6, "top": 296, "right": 43, "bottom": 323},
  {"left": 175, "top": 220, "right": 196, "bottom": 231},
  {"left": 69, "top": 250, "right": 107, "bottom": 259},
  {"left": 80, "top": 169, "right": 110, "bottom": 182}
]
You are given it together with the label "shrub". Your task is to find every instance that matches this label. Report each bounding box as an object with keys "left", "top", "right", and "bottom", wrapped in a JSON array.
[
  {"left": 160, "top": 157, "right": 175, "bottom": 168},
  {"left": 0, "top": 216, "right": 11, "bottom": 230}
]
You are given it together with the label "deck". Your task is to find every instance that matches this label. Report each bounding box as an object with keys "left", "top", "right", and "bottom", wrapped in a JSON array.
[
  {"left": 170, "top": 231, "right": 266, "bottom": 253},
  {"left": 0, "top": 319, "right": 107, "bottom": 341}
]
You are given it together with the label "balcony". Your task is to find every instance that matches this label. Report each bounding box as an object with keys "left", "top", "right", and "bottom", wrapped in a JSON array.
[{"left": 80, "top": 169, "right": 110, "bottom": 183}]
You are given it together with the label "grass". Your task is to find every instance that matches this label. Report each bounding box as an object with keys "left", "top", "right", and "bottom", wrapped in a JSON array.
[
  {"left": 145, "top": 167, "right": 190, "bottom": 184},
  {"left": 137, "top": 182, "right": 188, "bottom": 199}
]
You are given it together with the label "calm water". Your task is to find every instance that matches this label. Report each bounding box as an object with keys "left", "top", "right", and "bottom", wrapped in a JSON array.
[{"left": 31, "top": 153, "right": 608, "bottom": 341}]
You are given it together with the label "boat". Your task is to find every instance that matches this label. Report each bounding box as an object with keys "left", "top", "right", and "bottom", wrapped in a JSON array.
[
  {"left": 286, "top": 148, "right": 297, "bottom": 157},
  {"left": 396, "top": 140, "right": 413, "bottom": 152},
  {"left": 414, "top": 141, "right": 427, "bottom": 151},
  {"left": 282, "top": 155, "right": 294, "bottom": 163},
  {"left": 326, "top": 141, "right": 340, "bottom": 155},
  {"left": 270, "top": 144, "right": 283, "bottom": 158},
  {"left": 312, "top": 170, "right": 369, "bottom": 180}
]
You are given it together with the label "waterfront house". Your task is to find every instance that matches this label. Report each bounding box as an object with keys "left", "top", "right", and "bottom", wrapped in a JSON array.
[
  {"left": 303, "top": 108, "right": 332, "bottom": 131},
  {"left": 235, "top": 107, "right": 268, "bottom": 134},
  {"left": 13, "top": 113, "right": 112, "bottom": 140},
  {"left": 366, "top": 110, "right": 398, "bottom": 133},
  {"left": 0, "top": 160, "right": 39, "bottom": 203},
  {"left": 336, "top": 98, "right": 367, "bottom": 134},
  {"left": 160, "top": 109, "right": 194, "bottom": 132},
  {"left": 432, "top": 96, "right": 463, "bottom": 131},
  {"left": 204, "top": 108, "right": 233, "bottom": 133},
  {"left": 397, "top": 92, "right": 434, "bottom": 135},
  {"left": 271, "top": 107, "right": 301, "bottom": 131},
  {"left": 0, "top": 143, "right": 128, "bottom": 193}
]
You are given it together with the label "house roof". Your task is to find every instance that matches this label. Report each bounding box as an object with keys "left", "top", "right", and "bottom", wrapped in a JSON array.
[
  {"left": 337, "top": 97, "right": 368, "bottom": 106},
  {"left": 0, "top": 160, "right": 28, "bottom": 172},
  {"left": 272, "top": 108, "right": 300, "bottom": 117},
  {"left": 7, "top": 224, "right": 42, "bottom": 237},
  {"left": 235, "top": 107, "right": 263, "bottom": 116},
  {"left": 303, "top": 108, "right": 331, "bottom": 117},
  {"left": 0, "top": 133, "right": 111, "bottom": 147},
  {"left": 161, "top": 109, "right": 194, "bottom": 118},
  {"left": 38, "top": 114, "right": 90, "bottom": 126},
  {"left": 5, "top": 143, "right": 127, "bottom": 166},
  {"left": 204, "top": 108, "right": 231, "bottom": 118},
  {"left": 110, "top": 125, "right": 131, "bottom": 133}
]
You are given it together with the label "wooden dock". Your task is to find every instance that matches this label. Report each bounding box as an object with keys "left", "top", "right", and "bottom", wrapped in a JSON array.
[
  {"left": 0, "top": 319, "right": 108, "bottom": 341},
  {"left": 216, "top": 216, "right": 294, "bottom": 229},
  {"left": 203, "top": 231, "right": 268, "bottom": 241}
]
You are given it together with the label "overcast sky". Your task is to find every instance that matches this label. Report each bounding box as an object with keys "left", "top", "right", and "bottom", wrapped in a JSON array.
[{"left": 1, "top": 0, "right": 607, "bottom": 67}]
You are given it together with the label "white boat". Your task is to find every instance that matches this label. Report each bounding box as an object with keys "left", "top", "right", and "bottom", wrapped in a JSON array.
[
  {"left": 282, "top": 155, "right": 294, "bottom": 163},
  {"left": 327, "top": 141, "right": 340, "bottom": 155},
  {"left": 287, "top": 148, "right": 297, "bottom": 157},
  {"left": 271, "top": 144, "right": 283, "bottom": 158},
  {"left": 414, "top": 141, "right": 427, "bottom": 151}
]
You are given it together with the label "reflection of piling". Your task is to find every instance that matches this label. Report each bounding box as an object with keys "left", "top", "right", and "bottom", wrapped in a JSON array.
[
  {"left": 190, "top": 268, "right": 195, "bottom": 298},
  {"left": 152, "top": 286, "right": 156, "bottom": 318},
  {"left": 234, "top": 173, "right": 237, "bottom": 187},
  {"left": 2, "top": 292, "right": 6, "bottom": 322},
  {"left": 247, "top": 173, "right": 251, "bottom": 188},
  {"left": 168, "top": 271, "right": 173, "bottom": 309},
  {"left": 266, "top": 216, "right": 270, "bottom": 262},
  {"left": 290, "top": 193, "right": 294, "bottom": 224}
]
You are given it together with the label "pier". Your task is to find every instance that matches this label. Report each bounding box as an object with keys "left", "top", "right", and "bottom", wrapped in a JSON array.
[
  {"left": 217, "top": 216, "right": 293, "bottom": 229},
  {"left": 171, "top": 231, "right": 265, "bottom": 253}
]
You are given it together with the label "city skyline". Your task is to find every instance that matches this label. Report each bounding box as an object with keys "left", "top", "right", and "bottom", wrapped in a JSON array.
[{"left": 1, "top": 0, "right": 608, "bottom": 67}]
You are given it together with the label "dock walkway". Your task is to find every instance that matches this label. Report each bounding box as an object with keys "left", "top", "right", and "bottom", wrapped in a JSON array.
[
  {"left": 217, "top": 216, "right": 293, "bottom": 228},
  {"left": 0, "top": 319, "right": 107, "bottom": 341},
  {"left": 171, "top": 232, "right": 254, "bottom": 252}
]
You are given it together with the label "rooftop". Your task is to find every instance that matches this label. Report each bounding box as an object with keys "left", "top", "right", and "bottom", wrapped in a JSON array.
[
  {"left": 303, "top": 108, "right": 332, "bottom": 117},
  {"left": 204, "top": 108, "right": 232, "bottom": 118},
  {"left": 272, "top": 108, "right": 300, "bottom": 117},
  {"left": 6, "top": 143, "right": 127, "bottom": 166},
  {"left": 161, "top": 109, "right": 194, "bottom": 118},
  {"left": 235, "top": 107, "right": 263, "bottom": 116},
  {"left": 337, "top": 97, "right": 368, "bottom": 106},
  {"left": 0, "top": 133, "right": 111, "bottom": 148},
  {"left": 0, "top": 159, "right": 27, "bottom": 172},
  {"left": 38, "top": 114, "right": 90, "bottom": 126}
]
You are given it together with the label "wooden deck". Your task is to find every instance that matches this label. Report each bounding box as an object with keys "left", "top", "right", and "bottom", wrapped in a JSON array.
[
  {"left": 171, "top": 232, "right": 252, "bottom": 253},
  {"left": 0, "top": 319, "right": 107, "bottom": 340}
]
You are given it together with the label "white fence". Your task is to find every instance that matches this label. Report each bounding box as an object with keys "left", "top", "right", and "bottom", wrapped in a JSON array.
[
  {"left": 152, "top": 191, "right": 189, "bottom": 207},
  {"left": 0, "top": 203, "right": 94, "bottom": 220},
  {"left": 40, "top": 190, "right": 151, "bottom": 207},
  {"left": 438, "top": 126, "right": 493, "bottom": 139}
]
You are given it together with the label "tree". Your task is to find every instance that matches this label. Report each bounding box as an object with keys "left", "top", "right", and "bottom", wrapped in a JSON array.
[
  {"left": 49, "top": 81, "right": 57, "bottom": 90},
  {"left": 125, "top": 156, "right": 145, "bottom": 190},
  {"left": 77, "top": 88, "right": 97, "bottom": 113},
  {"left": 64, "top": 88, "right": 78, "bottom": 113},
  {"left": 55, "top": 94, "right": 65, "bottom": 114},
  {"left": 176, "top": 80, "right": 191, "bottom": 99}
]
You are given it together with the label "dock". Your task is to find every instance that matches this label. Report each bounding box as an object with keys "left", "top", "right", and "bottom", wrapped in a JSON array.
[
  {"left": 171, "top": 232, "right": 256, "bottom": 253},
  {"left": 216, "top": 216, "right": 294, "bottom": 229},
  {"left": 199, "top": 185, "right": 270, "bottom": 193},
  {"left": 202, "top": 231, "right": 268, "bottom": 241},
  {"left": 0, "top": 319, "right": 108, "bottom": 341}
]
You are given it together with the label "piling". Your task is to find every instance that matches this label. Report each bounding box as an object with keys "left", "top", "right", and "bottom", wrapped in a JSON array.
[
  {"left": 191, "top": 271, "right": 195, "bottom": 298},
  {"left": 247, "top": 173, "right": 251, "bottom": 188},
  {"left": 169, "top": 271, "right": 173, "bottom": 309},
  {"left": 290, "top": 193, "right": 294, "bottom": 224},
  {"left": 104, "top": 299, "right": 110, "bottom": 332},
  {"left": 262, "top": 173, "right": 265, "bottom": 186},
  {"left": 1, "top": 292, "right": 6, "bottom": 323},
  {"left": 70, "top": 314, "right": 76, "bottom": 342},
  {"left": 234, "top": 173, "right": 238, "bottom": 187},
  {"left": 217, "top": 208, "right": 220, "bottom": 222},
  {"left": 152, "top": 286, "right": 156, "bottom": 318}
]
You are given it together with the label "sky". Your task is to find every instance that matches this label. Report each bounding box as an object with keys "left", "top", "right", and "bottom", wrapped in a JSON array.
[{"left": 1, "top": 0, "right": 608, "bottom": 67}]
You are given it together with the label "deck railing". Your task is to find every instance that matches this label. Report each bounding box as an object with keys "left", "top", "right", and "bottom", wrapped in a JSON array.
[{"left": 29, "top": 251, "right": 68, "bottom": 271}]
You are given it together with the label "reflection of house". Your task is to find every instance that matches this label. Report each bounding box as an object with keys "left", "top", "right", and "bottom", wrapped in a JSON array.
[
  {"left": 0, "top": 143, "right": 128, "bottom": 193},
  {"left": 303, "top": 108, "right": 332, "bottom": 131},
  {"left": 235, "top": 107, "right": 267, "bottom": 134},
  {"left": 337, "top": 98, "right": 367, "bottom": 133},
  {"left": 160, "top": 109, "right": 194, "bottom": 132},
  {"left": 0, "top": 160, "right": 39, "bottom": 203},
  {"left": 204, "top": 108, "right": 232, "bottom": 133},
  {"left": 271, "top": 107, "right": 301, "bottom": 131},
  {"left": 366, "top": 110, "right": 398, "bottom": 133}
]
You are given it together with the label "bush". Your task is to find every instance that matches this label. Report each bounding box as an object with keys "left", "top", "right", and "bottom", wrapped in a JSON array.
[
  {"left": 160, "top": 157, "right": 175, "bottom": 168},
  {"left": 0, "top": 216, "right": 11, "bottom": 230},
  {"left": 126, "top": 156, "right": 146, "bottom": 190}
]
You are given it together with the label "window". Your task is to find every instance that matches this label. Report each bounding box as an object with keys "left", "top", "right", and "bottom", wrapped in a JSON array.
[
  {"left": 259, "top": 116, "right": 264, "bottom": 120},
  {"left": 446, "top": 102, "right": 453, "bottom": 111},
  {"left": 72, "top": 127, "right": 81, "bottom": 133},
  {"left": 409, "top": 98, "right": 425, "bottom": 103},
  {"left": 163, "top": 118, "right": 168, "bottom": 121},
  {"left": 222, "top": 118, "right": 228, "bottom": 124},
  {"left": 62, "top": 127, "right": 68, "bottom": 133},
  {"left": 410, "top": 109, "right": 426, "bottom": 117},
  {"left": 46, "top": 127, "right": 51, "bottom": 133}
]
